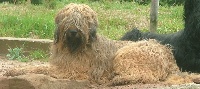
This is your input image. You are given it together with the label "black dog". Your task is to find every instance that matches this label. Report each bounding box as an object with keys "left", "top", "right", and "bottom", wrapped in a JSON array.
[{"left": 121, "top": 0, "right": 200, "bottom": 73}]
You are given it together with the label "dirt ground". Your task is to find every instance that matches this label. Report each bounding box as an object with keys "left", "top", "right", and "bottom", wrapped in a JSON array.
[{"left": 1, "top": 56, "right": 200, "bottom": 89}]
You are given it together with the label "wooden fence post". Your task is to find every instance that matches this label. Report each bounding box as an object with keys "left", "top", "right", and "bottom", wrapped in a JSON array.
[{"left": 150, "top": 0, "right": 159, "bottom": 33}]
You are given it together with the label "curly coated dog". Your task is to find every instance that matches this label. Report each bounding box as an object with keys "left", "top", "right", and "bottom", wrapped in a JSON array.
[
  {"left": 49, "top": 3, "right": 180, "bottom": 85},
  {"left": 121, "top": 0, "right": 200, "bottom": 73}
]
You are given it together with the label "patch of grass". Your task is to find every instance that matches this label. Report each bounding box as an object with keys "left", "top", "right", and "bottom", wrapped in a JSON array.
[
  {"left": 157, "top": 6, "right": 183, "bottom": 34},
  {"left": 6, "top": 47, "right": 49, "bottom": 62},
  {"left": 0, "top": 1, "right": 184, "bottom": 40},
  {"left": 0, "top": 4, "right": 55, "bottom": 39},
  {"left": 29, "top": 50, "right": 49, "bottom": 62}
]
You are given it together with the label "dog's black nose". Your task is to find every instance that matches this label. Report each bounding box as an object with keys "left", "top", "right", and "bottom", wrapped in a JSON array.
[{"left": 69, "top": 29, "right": 78, "bottom": 36}]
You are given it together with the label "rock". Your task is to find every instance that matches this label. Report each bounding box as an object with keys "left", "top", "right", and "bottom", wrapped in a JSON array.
[{"left": 0, "top": 37, "right": 52, "bottom": 56}]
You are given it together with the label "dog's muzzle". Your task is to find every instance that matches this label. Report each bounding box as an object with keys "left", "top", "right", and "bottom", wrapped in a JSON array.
[
  {"left": 69, "top": 29, "right": 78, "bottom": 37},
  {"left": 63, "top": 29, "right": 85, "bottom": 53}
]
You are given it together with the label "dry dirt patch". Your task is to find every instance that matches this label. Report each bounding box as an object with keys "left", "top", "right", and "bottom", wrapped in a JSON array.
[{"left": 1, "top": 56, "right": 200, "bottom": 89}]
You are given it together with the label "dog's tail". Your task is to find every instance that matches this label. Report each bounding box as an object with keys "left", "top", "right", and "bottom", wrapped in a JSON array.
[{"left": 120, "top": 28, "right": 143, "bottom": 41}]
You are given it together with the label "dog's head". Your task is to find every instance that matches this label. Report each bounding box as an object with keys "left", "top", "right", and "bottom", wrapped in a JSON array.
[
  {"left": 54, "top": 3, "right": 98, "bottom": 53},
  {"left": 120, "top": 28, "right": 142, "bottom": 41}
]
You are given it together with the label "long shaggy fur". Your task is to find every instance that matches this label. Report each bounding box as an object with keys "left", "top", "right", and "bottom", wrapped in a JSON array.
[
  {"left": 50, "top": 3, "right": 179, "bottom": 85},
  {"left": 50, "top": 3, "right": 131, "bottom": 84},
  {"left": 112, "top": 40, "right": 179, "bottom": 85},
  {"left": 121, "top": 0, "right": 200, "bottom": 73}
]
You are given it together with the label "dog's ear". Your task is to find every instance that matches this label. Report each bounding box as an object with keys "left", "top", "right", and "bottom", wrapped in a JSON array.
[{"left": 54, "top": 26, "right": 60, "bottom": 44}]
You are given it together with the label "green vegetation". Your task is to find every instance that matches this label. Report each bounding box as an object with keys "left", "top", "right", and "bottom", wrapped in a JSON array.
[
  {"left": 0, "top": 4, "right": 55, "bottom": 39},
  {"left": 6, "top": 47, "right": 23, "bottom": 60},
  {"left": 29, "top": 50, "right": 49, "bottom": 62},
  {"left": 0, "top": 0, "right": 184, "bottom": 40},
  {"left": 1, "top": 0, "right": 184, "bottom": 61},
  {"left": 134, "top": 0, "right": 184, "bottom": 6},
  {"left": 6, "top": 47, "right": 29, "bottom": 62},
  {"left": 6, "top": 47, "right": 49, "bottom": 62}
]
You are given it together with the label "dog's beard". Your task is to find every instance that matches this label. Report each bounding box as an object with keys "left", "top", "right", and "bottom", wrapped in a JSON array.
[{"left": 63, "top": 30, "right": 86, "bottom": 53}]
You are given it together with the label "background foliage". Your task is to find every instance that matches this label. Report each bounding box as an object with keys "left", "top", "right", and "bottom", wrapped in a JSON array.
[
  {"left": 134, "top": 0, "right": 184, "bottom": 6},
  {"left": 0, "top": 0, "right": 184, "bottom": 40}
]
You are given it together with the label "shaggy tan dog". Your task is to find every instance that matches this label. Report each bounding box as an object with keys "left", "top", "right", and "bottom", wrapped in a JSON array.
[{"left": 50, "top": 3, "right": 179, "bottom": 85}]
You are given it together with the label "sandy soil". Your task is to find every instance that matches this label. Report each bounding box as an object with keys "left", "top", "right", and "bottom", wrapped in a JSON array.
[{"left": 1, "top": 56, "right": 200, "bottom": 89}]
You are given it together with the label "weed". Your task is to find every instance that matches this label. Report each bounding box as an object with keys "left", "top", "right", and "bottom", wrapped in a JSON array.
[
  {"left": 6, "top": 47, "right": 48, "bottom": 62},
  {"left": 6, "top": 47, "right": 29, "bottom": 62},
  {"left": 6, "top": 47, "right": 23, "bottom": 60}
]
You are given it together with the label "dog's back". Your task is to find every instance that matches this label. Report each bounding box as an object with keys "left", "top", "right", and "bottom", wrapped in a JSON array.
[{"left": 121, "top": 0, "right": 200, "bottom": 73}]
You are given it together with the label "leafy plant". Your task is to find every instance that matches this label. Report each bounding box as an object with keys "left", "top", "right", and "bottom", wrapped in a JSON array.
[
  {"left": 6, "top": 47, "right": 23, "bottom": 60},
  {"left": 6, "top": 47, "right": 29, "bottom": 62},
  {"left": 6, "top": 47, "right": 48, "bottom": 62}
]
